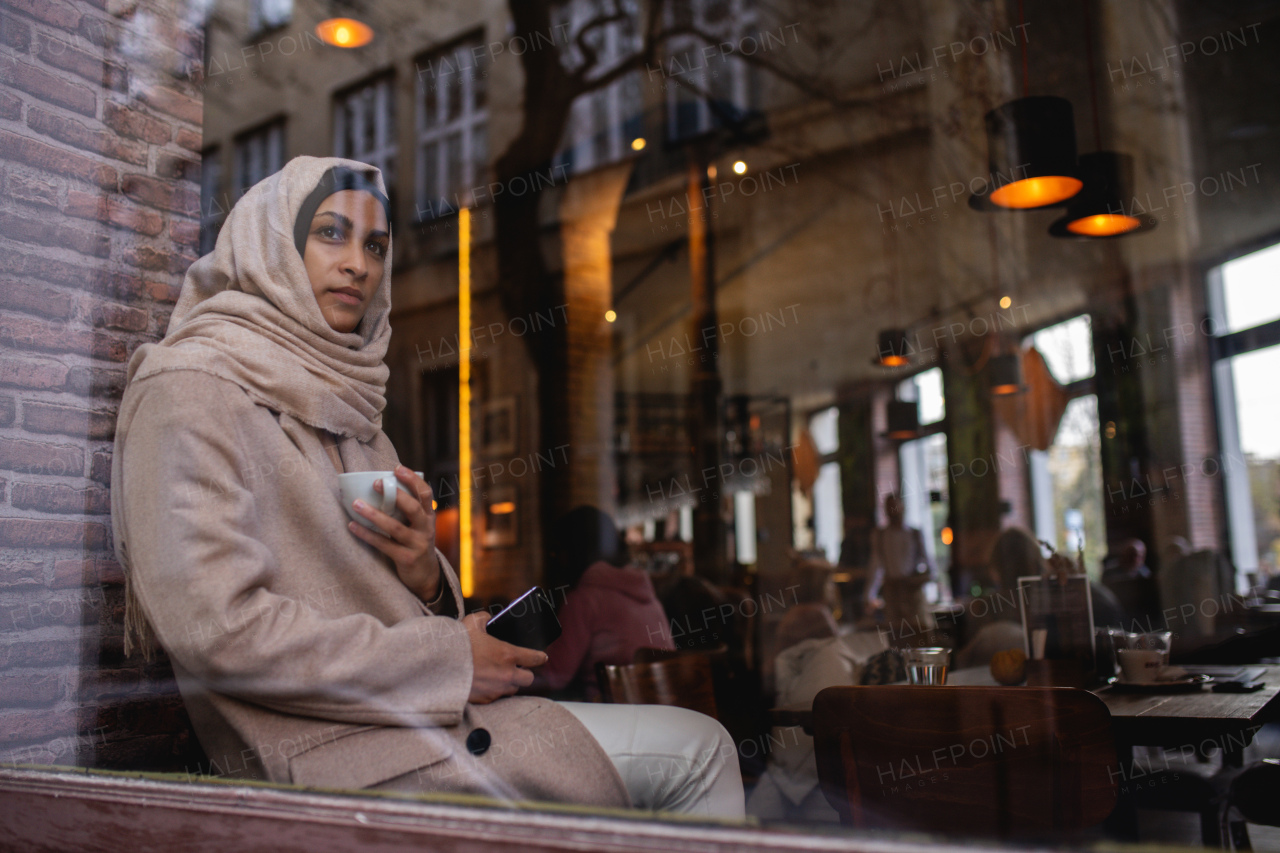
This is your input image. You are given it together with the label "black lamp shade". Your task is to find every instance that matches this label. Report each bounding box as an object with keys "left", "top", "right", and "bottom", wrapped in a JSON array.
[
  {"left": 886, "top": 400, "right": 921, "bottom": 440},
  {"left": 1049, "top": 151, "right": 1157, "bottom": 238},
  {"left": 970, "top": 96, "right": 1083, "bottom": 211},
  {"left": 874, "top": 328, "right": 910, "bottom": 367},
  {"left": 989, "top": 352, "right": 1025, "bottom": 395}
]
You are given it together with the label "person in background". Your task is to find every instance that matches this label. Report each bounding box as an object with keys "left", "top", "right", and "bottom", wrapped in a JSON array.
[
  {"left": 865, "top": 493, "right": 936, "bottom": 642},
  {"left": 956, "top": 527, "right": 1125, "bottom": 668},
  {"left": 532, "top": 505, "right": 675, "bottom": 701},
  {"left": 775, "top": 554, "right": 841, "bottom": 654},
  {"left": 1103, "top": 538, "right": 1163, "bottom": 630}
]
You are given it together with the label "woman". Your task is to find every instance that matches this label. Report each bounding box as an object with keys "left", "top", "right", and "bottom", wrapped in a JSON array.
[{"left": 110, "top": 156, "right": 742, "bottom": 817}]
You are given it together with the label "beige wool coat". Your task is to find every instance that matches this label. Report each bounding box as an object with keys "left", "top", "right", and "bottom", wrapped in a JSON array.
[{"left": 111, "top": 368, "right": 631, "bottom": 807}]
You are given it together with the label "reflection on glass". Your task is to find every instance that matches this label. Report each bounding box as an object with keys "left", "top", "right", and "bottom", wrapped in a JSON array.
[{"left": 5, "top": 0, "right": 1280, "bottom": 848}]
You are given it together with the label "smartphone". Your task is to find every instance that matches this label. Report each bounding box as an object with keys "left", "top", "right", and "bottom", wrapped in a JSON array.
[{"left": 485, "top": 587, "right": 562, "bottom": 651}]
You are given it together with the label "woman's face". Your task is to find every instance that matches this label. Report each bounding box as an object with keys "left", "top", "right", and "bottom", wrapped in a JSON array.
[{"left": 302, "top": 189, "right": 390, "bottom": 333}]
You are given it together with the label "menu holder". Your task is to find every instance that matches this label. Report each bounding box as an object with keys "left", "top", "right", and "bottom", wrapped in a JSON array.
[{"left": 1018, "top": 574, "right": 1096, "bottom": 687}]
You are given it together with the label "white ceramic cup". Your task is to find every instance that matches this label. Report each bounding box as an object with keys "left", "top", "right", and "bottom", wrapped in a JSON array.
[
  {"left": 337, "top": 471, "right": 425, "bottom": 531},
  {"left": 1117, "top": 648, "right": 1165, "bottom": 683}
]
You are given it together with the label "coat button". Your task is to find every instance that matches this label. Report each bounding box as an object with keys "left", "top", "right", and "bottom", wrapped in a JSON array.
[{"left": 466, "top": 728, "right": 491, "bottom": 756}]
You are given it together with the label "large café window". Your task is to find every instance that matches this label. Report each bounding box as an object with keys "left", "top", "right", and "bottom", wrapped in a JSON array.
[{"left": 5, "top": 0, "right": 1280, "bottom": 850}]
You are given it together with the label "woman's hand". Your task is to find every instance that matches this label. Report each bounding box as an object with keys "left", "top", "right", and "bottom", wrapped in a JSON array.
[
  {"left": 347, "top": 465, "right": 442, "bottom": 602},
  {"left": 462, "top": 612, "right": 548, "bottom": 704}
]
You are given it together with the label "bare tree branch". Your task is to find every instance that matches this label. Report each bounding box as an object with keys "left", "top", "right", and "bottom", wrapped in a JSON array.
[{"left": 569, "top": 1, "right": 630, "bottom": 82}]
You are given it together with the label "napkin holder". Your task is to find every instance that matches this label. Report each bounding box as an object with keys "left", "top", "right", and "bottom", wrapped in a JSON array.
[{"left": 1019, "top": 572, "right": 1097, "bottom": 687}]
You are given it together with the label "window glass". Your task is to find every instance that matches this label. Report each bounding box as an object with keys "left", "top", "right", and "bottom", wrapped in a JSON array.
[
  {"left": 555, "top": 0, "right": 644, "bottom": 173},
  {"left": 249, "top": 0, "right": 291, "bottom": 34},
  {"left": 1221, "top": 243, "right": 1280, "bottom": 334},
  {"left": 233, "top": 118, "right": 285, "bottom": 197},
  {"left": 8, "top": 0, "right": 1280, "bottom": 849},
  {"left": 416, "top": 37, "right": 487, "bottom": 218},
  {"left": 336, "top": 76, "right": 396, "bottom": 188},
  {"left": 1032, "top": 314, "right": 1094, "bottom": 384},
  {"left": 199, "top": 146, "right": 223, "bottom": 255}
]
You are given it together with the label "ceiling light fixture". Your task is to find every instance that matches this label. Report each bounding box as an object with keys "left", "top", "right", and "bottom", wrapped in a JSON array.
[
  {"left": 885, "top": 400, "right": 922, "bottom": 441},
  {"left": 1049, "top": 151, "right": 1154, "bottom": 238},
  {"left": 970, "top": 96, "right": 1082, "bottom": 211},
  {"left": 316, "top": 17, "right": 374, "bottom": 48},
  {"left": 874, "top": 328, "right": 911, "bottom": 367},
  {"left": 989, "top": 351, "right": 1026, "bottom": 396}
]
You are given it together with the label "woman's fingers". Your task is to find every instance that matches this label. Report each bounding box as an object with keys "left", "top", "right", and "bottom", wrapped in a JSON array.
[
  {"left": 396, "top": 466, "right": 435, "bottom": 511},
  {"left": 513, "top": 646, "right": 549, "bottom": 669}
]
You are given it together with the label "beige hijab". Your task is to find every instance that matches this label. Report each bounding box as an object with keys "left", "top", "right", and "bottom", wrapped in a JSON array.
[{"left": 115, "top": 155, "right": 394, "bottom": 659}]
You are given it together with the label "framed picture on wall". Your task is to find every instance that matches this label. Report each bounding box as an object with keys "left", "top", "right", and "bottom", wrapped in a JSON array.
[
  {"left": 483, "top": 484, "right": 519, "bottom": 548},
  {"left": 480, "top": 396, "right": 517, "bottom": 457}
]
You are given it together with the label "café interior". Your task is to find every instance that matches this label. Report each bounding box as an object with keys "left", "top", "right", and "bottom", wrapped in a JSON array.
[{"left": 5, "top": 0, "right": 1280, "bottom": 849}]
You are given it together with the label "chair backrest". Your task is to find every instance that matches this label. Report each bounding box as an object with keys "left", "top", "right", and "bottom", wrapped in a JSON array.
[
  {"left": 633, "top": 644, "right": 728, "bottom": 664},
  {"left": 813, "top": 686, "right": 1117, "bottom": 837},
  {"left": 1228, "top": 759, "right": 1280, "bottom": 827},
  {"left": 596, "top": 653, "right": 719, "bottom": 719}
]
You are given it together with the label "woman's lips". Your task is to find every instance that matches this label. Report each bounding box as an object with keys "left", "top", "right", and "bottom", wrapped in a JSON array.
[{"left": 331, "top": 290, "right": 362, "bottom": 305}]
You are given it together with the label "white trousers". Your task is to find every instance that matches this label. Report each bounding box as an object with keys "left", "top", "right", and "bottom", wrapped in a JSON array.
[{"left": 558, "top": 702, "right": 746, "bottom": 820}]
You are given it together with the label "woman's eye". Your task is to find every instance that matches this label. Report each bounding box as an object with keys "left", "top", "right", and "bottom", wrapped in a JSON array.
[
  {"left": 367, "top": 241, "right": 387, "bottom": 258},
  {"left": 317, "top": 225, "right": 342, "bottom": 240}
]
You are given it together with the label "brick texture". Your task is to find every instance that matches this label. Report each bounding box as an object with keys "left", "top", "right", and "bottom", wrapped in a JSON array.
[
  {"left": 0, "top": 58, "right": 96, "bottom": 116},
  {"left": 0, "top": 0, "right": 205, "bottom": 771},
  {"left": 28, "top": 106, "right": 148, "bottom": 167}
]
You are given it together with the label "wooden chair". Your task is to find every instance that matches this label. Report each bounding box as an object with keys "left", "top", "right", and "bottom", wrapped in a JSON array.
[
  {"left": 812, "top": 686, "right": 1117, "bottom": 838},
  {"left": 1221, "top": 759, "right": 1280, "bottom": 850},
  {"left": 633, "top": 643, "right": 728, "bottom": 664},
  {"left": 596, "top": 653, "right": 719, "bottom": 720}
]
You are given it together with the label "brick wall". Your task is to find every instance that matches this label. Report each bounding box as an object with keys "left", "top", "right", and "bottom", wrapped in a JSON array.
[{"left": 0, "top": 0, "right": 202, "bottom": 771}]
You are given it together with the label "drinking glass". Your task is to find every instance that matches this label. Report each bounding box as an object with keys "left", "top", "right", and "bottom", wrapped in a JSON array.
[{"left": 903, "top": 647, "right": 950, "bottom": 685}]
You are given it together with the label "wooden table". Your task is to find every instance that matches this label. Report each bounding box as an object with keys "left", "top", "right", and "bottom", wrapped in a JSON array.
[
  {"left": 946, "top": 665, "right": 1280, "bottom": 752},
  {"left": 768, "top": 666, "right": 1280, "bottom": 843},
  {"left": 773, "top": 666, "right": 1280, "bottom": 743},
  {"left": 948, "top": 664, "right": 1280, "bottom": 842}
]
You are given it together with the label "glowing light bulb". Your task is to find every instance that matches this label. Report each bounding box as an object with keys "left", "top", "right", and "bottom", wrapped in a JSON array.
[
  {"left": 1066, "top": 213, "right": 1142, "bottom": 237},
  {"left": 989, "top": 175, "right": 1082, "bottom": 209},
  {"left": 604, "top": 309, "right": 617, "bottom": 323},
  {"left": 316, "top": 18, "right": 374, "bottom": 48},
  {"left": 732, "top": 160, "right": 747, "bottom": 175},
  {"left": 630, "top": 138, "right": 646, "bottom": 151},
  {"left": 999, "top": 296, "right": 1012, "bottom": 309}
]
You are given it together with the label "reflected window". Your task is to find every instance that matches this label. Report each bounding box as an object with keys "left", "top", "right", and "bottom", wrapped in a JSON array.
[
  {"left": 416, "top": 38, "right": 487, "bottom": 219},
  {"left": 248, "top": 0, "right": 291, "bottom": 35},
  {"left": 554, "top": 0, "right": 644, "bottom": 173},
  {"left": 336, "top": 75, "right": 397, "bottom": 190},
  {"left": 233, "top": 118, "right": 285, "bottom": 198},
  {"left": 663, "top": 0, "right": 759, "bottom": 140},
  {"left": 199, "top": 146, "right": 223, "bottom": 256}
]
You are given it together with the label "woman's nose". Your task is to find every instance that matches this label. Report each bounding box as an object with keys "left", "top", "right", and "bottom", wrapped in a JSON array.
[{"left": 341, "top": 242, "right": 367, "bottom": 279}]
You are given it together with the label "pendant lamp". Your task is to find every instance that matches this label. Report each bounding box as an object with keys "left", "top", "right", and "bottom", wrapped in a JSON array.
[
  {"left": 885, "top": 399, "right": 921, "bottom": 440},
  {"left": 317, "top": 1, "right": 374, "bottom": 47},
  {"left": 874, "top": 328, "right": 911, "bottom": 367},
  {"left": 1049, "top": 151, "right": 1156, "bottom": 238},
  {"left": 969, "top": 96, "right": 1083, "bottom": 211},
  {"left": 989, "top": 351, "right": 1025, "bottom": 395}
]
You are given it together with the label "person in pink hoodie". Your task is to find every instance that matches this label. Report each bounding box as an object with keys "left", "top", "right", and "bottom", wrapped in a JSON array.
[{"left": 532, "top": 506, "right": 675, "bottom": 701}]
